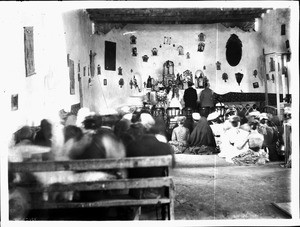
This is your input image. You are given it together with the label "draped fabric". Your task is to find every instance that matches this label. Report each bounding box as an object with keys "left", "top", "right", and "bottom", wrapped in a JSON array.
[{"left": 188, "top": 117, "right": 216, "bottom": 148}]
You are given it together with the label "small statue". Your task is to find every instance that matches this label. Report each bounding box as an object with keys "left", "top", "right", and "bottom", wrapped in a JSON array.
[{"left": 146, "top": 76, "right": 152, "bottom": 88}]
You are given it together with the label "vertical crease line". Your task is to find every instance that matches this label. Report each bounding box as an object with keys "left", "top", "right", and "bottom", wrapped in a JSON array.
[{"left": 213, "top": 154, "right": 217, "bottom": 219}]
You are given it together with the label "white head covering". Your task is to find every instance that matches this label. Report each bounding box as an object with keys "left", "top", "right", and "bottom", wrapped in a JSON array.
[
  {"left": 140, "top": 113, "right": 155, "bottom": 130},
  {"left": 192, "top": 112, "right": 200, "bottom": 121}
]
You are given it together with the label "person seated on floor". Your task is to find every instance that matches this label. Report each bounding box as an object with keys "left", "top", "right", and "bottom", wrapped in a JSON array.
[
  {"left": 223, "top": 106, "right": 238, "bottom": 131},
  {"left": 218, "top": 115, "right": 249, "bottom": 163},
  {"left": 232, "top": 119, "right": 269, "bottom": 165},
  {"left": 258, "top": 113, "right": 280, "bottom": 161},
  {"left": 187, "top": 110, "right": 217, "bottom": 155},
  {"left": 169, "top": 116, "right": 190, "bottom": 154}
]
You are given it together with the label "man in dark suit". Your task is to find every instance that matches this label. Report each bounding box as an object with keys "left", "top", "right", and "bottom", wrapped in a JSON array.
[{"left": 183, "top": 81, "right": 198, "bottom": 111}]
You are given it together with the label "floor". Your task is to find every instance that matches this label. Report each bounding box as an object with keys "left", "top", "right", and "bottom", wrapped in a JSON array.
[{"left": 140, "top": 154, "right": 291, "bottom": 221}]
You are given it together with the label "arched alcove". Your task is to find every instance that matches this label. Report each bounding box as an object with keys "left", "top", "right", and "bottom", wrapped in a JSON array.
[{"left": 226, "top": 34, "right": 242, "bottom": 67}]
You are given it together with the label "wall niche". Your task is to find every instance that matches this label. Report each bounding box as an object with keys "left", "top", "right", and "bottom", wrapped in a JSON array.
[{"left": 226, "top": 34, "right": 242, "bottom": 67}]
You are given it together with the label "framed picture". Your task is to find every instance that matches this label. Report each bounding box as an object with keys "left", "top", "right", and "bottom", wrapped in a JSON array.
[
  {"left": 69, "top": 59, "right": 75, "bottom": 95},
  {"left": 105, "top": 41, "right": 116, "bottom": 71},
  {"left": 103, "top": 79, "right": 107, "bottom": 86},
  {"left": 253, "top": 82, "right": 259, "bottom": 88},
  {"left": 24, "top": 27, "right": 35, "bottom": 77},
  {"left": 11, "top": 94, "right": 18, "bottom": 111}
]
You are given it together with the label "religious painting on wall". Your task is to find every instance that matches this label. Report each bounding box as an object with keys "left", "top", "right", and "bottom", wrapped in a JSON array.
[
  {"left": 253, "top": 82, "right": 259, "bottom": 88},
  {"left": 24, "top": 27, "right": 35, "bottom": 77},
  {"left": 105, "top": 41, "right": 116, "bottom": 71},
  {"left": 11, "top": 94, "right": 18, "bottom": 111},
  {"left": 69, "top": 59, "right": 75, "bottom": 95}
]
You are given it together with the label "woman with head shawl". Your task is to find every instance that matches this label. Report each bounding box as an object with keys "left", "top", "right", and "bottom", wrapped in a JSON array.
[{"left": 188, "top": 113, "right": 216, "bottom": 154}]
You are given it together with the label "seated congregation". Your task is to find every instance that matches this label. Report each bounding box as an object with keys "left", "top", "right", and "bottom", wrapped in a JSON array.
[{"left": 8, "top": 102, "right": 287, "bottom": 220}]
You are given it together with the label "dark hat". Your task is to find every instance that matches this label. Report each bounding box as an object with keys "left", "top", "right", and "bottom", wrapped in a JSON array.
[
  {"left": 228, "top": 115, "right": 240, "bottom": 122},
  {"left": 187, "top": 81, "right": 194, "bottom": 86}
]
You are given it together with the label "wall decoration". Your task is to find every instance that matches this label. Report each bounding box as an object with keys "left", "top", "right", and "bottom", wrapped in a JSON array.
[
  {"left": 198, "top": 42, "right": 205, "bottom": 52},
  {"left": 226, "top": 34, "right": 242, "bottom": 66},
  {"left": 269, "top": 57, "right": 275, "bottom": 72},
  {"left": 119, "top": 78, "right": 124, "bottom": 88},
  {"left": 163, "top": 60, "right": 174, "bottom": 76},
  {"left": 83, "top": 66, "right": 86, "bottom": 77},
  {"left": 88, "top": 66, "right": 90, "bottom": 76},
  {"left": 163, "top": 36, "right": 171, "bottom": 45},
  {"left": 105, "top": 41, "right": 116, "bottom": 70},
  {"left": 132, "top": 47, "right": 137, "bottom": 56},
  {"left": 159, "top": 44, "right": 162, "bottom": 48},
  {"left": 222, "top": 73, "right": 228, "bottom": 82},
  {"left": 266, "top": 73, "right": 270, "bottom": 80},
  {"left": 89, "top": 50, "right": 96, "bottom": 77},
  {"left": 203, "top": 66, "right": 206, "bottom": 70},
  {"left": 151, "top": 48, "right": 158, "bottom": 56},
  {"left": 78, "top": 62, "right": 80, "bottom": 73},
  {"left": 88, "top": 77, "right": 92, "bottom": 87},
  {"left": 103, "top": 79, "right": 107, "bottom": 86},
  {"left": 69, "top": 59, "right": 75, "bottom": 95},
  {"left": 253, "top": 69, "right": 258, "bottom": 77},
  {"left": 183, "top": 70, "right": 193, "bottom": 83},
  {"left": 198, "top": 33, "right": 206, "bottom": 42},
  {"left": 285, "top": 40, "right": 290, "bottom": 49},
  {"left": 177, "top": 46, "right": 184, "bottom": 55},
  {"left": 216, "top": 61, "right": 221, "bottom": 70},
  {"left": 281, "top": 24, "right": 286, "bottom": 35},
  {"left": 118, "top": 67, "right": 123, "bottom": 75},
  {"left": 67, "top": 54, "right": 70, "bottom": 67},
  {"left": 97, "top": 64, "right": 101, "bottom": 75},
  {"left": 271, "top": 74, "right": 275, "bottom": 83},
  {"left": 195, "top": 70, "right": 205, "bottom": 88},
  {"left": 11, "top": 94, "right": 18, "bottom": 111},
  {"left": 253, "top": 82, "right": 259, "bottom": 88},
  {"left": 142, "top": 55, "right": 149, "bottom": 62},
  {"left": 186, "top": 52, "right": 190, "bottom": 59},
  {"left": 24, "top": 27, "right": 35, "bottom": 77},
  {"left": 130, "top": 35, "right": 137, "bottom": 44},
  {"left": 235, "top": 72, "right": 243, "bottom": 85}
]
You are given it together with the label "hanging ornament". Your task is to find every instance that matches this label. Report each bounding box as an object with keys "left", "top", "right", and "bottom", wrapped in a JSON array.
[
  {"left": 216, "top": 61, "right": 221, "bottom": 70},
  {"left": 198, "top": 42, "right": 205, "bottom": 52},
  {"left": 177, "top": 45, "right": 184, "bottom": 55},
  {"left": 235, "top": 72, "right": 244, "bottom": 85},
  {"left": 271, "top": 74, "right": 275, "bottom": 83},
  {"left": 142, "top": 55, "right": 149, "bottom": 62},
  {"left": 119, "top": 78, "right": 124, "bottom": 88},
  {"left": 186, "top": 52, "right": 190, "bottom": 59},
  {"left": 198, "top": 33, "right": 206, "bottom": 42},
  {"left": 129, "top": 79, "right": 133, "bottom": 89},
  {"left": 118, "top": 67, "right": 123, "bottom": 75},
  {"left": 151, "top": 48, "right": 158, "bottom": 56},
  {"left": 130, "top": 35, "right": 137, "bottom": 44},
  {"left": 222, "top": 73, "right": 228, "bottom": 82},
  {"left": 132, "top": 47, "right": 137, "bottom": 56},
  {"left": 253, "top": 69, "right": 258, "bottom": 78},
  {"left": 97, "top": 64, "right": 101, "bottom": 75}
]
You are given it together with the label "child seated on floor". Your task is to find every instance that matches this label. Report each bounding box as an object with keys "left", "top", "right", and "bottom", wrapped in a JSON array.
[{"left": 168, "top": 116, "right": 190, "bottom": 154}]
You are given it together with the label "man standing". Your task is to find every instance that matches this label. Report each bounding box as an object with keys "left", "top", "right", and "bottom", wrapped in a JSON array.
[
  {"left": 183, "top": 81, "right": 197, "bottom": 111},
  {"left": 199, "top": 82, "right": 215, "bottom": 117}
]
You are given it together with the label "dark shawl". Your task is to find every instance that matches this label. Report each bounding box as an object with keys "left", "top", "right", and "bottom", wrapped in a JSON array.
[{"left": 188, "top": 117, "right": 216, "bottom": 147}]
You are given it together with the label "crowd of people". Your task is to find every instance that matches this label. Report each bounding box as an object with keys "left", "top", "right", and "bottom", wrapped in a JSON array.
[{"left": 8, "top": 98, "right": 290, "bottom": 220}]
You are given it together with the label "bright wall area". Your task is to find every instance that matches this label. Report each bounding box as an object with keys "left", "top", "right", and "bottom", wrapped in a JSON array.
[
  {"left": 62, "top": 7, "right": 292, "bottom": 113},
  {"left": 0, "top": 5, "right": 295, "bottom": 136}
]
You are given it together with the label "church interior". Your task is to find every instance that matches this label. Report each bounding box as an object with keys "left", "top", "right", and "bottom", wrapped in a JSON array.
[{"left": 0, "top": 1, "right": 299, "bottom": 225}]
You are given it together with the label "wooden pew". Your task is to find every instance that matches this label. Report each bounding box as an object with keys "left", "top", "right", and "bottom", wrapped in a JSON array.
[{"left": 9, "top": 155, "right": 175, "bottom": 220}]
